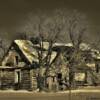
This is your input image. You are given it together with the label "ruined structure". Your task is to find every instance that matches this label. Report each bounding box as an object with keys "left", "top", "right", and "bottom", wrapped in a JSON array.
[{"left": 0, "top": 40, "right": 100, "bottom": 91}]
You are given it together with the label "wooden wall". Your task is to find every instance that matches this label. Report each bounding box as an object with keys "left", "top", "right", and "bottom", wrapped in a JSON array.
[
  {"left": 21, "top": 69, "right": 32, "bottom": 90},
  {"left": 0, "top": 68, "right": 37, "bottom": 91},
  {"left": 0, "top": 69, "right": 15, "bottom": 89}
]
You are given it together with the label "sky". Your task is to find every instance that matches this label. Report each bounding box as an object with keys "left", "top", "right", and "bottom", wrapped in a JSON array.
[{"left": 0, "top": 0, "right": 100, "bottom": 43}]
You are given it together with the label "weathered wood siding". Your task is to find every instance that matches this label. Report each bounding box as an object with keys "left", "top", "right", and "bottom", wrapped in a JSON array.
[
  {"left": 0, "top": 70, "right": 15, "bottom": 89},
  {"left": 20, "top": 69, "right": 33, "bottom": 90},
  {"left": 31, "top": 69, "right": 38, "bottom": 90},
  {"left": 21, "top": 69, "right": 38, "bottom": 90},
  {"left": 0, "top": 69, "right": 38, "bottom": 91}
]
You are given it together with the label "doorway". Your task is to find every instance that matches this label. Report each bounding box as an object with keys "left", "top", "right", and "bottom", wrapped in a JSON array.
[{"left": 14, "top": 70, "right": 21, "bottom": 89}]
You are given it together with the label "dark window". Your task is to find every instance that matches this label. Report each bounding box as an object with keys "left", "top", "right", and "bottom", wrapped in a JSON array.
[
  {"left": 57, "top": 73, "right": 62, "bottom": 79},
  {"left": 15, "top": 56, "right": 19, "bottom": 65},
  {"left": 96, "top": 64, "right": 99, "bottom": 73},
  {"left": 6, "top": 62, "right": 13, "bottom": 66}
]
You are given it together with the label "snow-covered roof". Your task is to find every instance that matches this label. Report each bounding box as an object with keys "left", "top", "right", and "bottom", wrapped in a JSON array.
[
  {"left": 53, "top": 42, "right": 91, "bottom": 51},
  {"left": 53, "top": 43, "right": 73, "bottom": 47},
  {"left": 15, "top": 40, "right": 38, "bottom": 64},
  {"left": 14, "top": 40, "right": 57, "bottom": 64},
  {"left": 33, "top": 42, "right": 49, "bottom": 50},
  {"left": 80, "top": 43, "right": 91, "bottom": 51},
  {"left": 91, "top": 49, "right": 100, "bottom": 60},
  {"left": 14, "top": 40, "right": 100, "bottom": 65}
]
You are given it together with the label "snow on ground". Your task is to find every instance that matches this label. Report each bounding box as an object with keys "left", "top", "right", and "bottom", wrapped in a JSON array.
[
  {"left": 0, "top": 89, "right": 30, "bottom": 93},
  {"left": 0, "top": 86, "right": 100, "bottom": 93},
  {"left": 58, "top": 90, "right": 100, "bottom": 94}
]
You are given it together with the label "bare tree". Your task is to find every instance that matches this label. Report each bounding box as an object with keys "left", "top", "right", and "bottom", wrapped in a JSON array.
[
  {"left": 0, "top": 39, "right": 9, "bottom": 64},
  {"left": 62, "top": 10, "right": 88, "bottom": 100},
  {"left": 64, "top": 10, "right": 100, "bottom": 93},
  {"left": 14, "top": 32, "right": 28, "bottom": 40},
  {"left": 66, "top": 10, "right": 87, "bottom": 88},
  {"left": 28, "top": 10, "right": 65, "bottom": 91},
  {"left": 20, "top": 9, "right": 97, "bottom": 92},
  {"left": 0, "top": 39, "right": 6, "bottom": 55}
]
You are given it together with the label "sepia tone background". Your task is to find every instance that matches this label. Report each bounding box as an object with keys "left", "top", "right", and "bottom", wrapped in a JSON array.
[{"left": 0, "top": 0, "right": 100, "bottom": 43}]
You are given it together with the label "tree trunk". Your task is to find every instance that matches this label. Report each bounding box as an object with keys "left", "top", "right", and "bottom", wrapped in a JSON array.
[
  {"left": 37, "top": 67, "right": 45, "bottom": 91},
  {"left": 69, "top": 64, "right": 76, "bottom": 89}
]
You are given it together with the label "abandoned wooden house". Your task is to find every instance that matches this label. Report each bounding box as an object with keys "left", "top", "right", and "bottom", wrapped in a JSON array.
[
  {"left": 53, "top": 43, "right": 100, "bottom": 87},
  {"left": 0, "top": 40, "right": 59, "bottom": 91},
  {"left": 0, "top": 40, "right": 38, "bottom": 90},
  {"left": 0, "top": 40, "right": 100, "bottom": 91}
]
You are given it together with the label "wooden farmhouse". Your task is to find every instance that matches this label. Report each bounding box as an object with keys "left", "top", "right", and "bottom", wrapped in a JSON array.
[
  {"left": 0, "top": 40, "right": 39, "bottom": 90},
  {"left": 0, "top": 40, "right": 61, "bottom": 91},
  {"left": 0, "top": 40, "right": 100, "bottom": 91}
]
